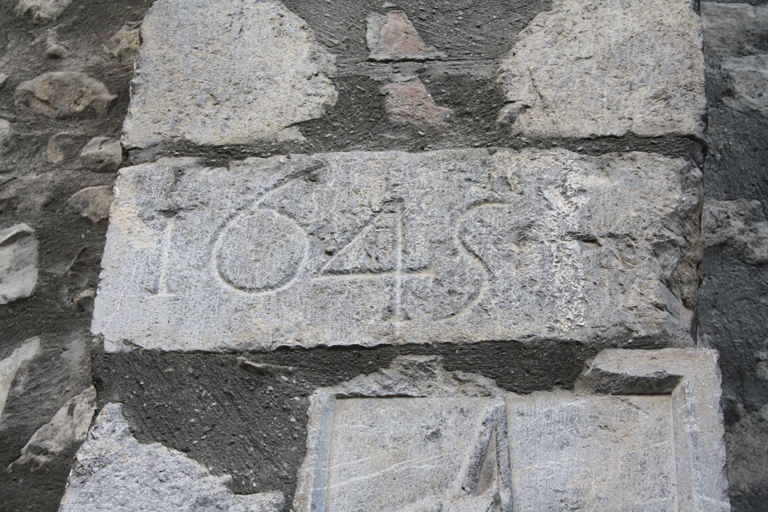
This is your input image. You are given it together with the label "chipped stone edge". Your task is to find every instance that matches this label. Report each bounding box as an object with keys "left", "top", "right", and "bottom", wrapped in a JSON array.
[{"left": 576, "top": 348, "right": 731, "bottom": 512}]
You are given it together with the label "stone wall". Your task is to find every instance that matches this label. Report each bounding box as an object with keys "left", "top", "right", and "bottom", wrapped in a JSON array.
[{"left": 0, "top": 0, "right": 764, "bottom": 511}]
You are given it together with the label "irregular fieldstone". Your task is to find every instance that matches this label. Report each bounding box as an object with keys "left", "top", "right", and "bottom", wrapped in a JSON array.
[
  {"left": 702, "top": 3, "right": 768, "bottom": 56},
  {"left": 68, "top": 186, "right": 113, "bottom": 224},
  {"left": 93, "top": 148, "right": 700, "bottom": 352},
  {"left": 121, "top": 0, "right": 337, "bottom": 148},
  {"left": 15, "top": 0, "right": 71, "bottom": 20},
  {"left": 0, "top": 73, "right": 8, "bottom": 90},
  {"left": 702, "top": 198, "right": 768, "bottom": 265},
  {"left": 103, "top": 23, "right": 141, "bottom": 62},
  {"left": 79, "top": 137, "right": 122, "bottom": 173},
  {"left": 381, "top": 78, "right": 451, "bottom": 130},
  {"left": 721, "top": 54, "right": 768, "bottom": 117},
  {"left": 7, "top": 386, "right": 96, "bottom": 471},
  {"left": 15, "top": 72, "right": 116, "bottom": 119},
  {"left": 0, "top": 223, "right": 38, "bottom": 304},
  {"left": 59, "top": 403, "right": 285, "bottom": 512},
  {"left": 295, "top": 351, "right": 730, "bottom": 512},
  {"left": 498, "top": 0, "right": 706, "bottom": 138},
  {"left": 0, "top": 337, "right": 40, "bottom": 419},
  {"left": 756, "top": 338, "right": 768, "bottom": 382},
  {"left": 366, "top": 11, "right": 445, "bottom": 62},
  {"left": 46, "top": 132, "right": 83, "bottom": 163}
]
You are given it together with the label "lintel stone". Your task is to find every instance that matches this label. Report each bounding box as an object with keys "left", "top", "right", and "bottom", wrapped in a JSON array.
[{"left": 93, "top": 148, "right": 701, "bottom": 352}]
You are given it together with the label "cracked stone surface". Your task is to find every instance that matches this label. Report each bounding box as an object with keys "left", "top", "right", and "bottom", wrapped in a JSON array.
[
  {"left": 93, "top": 148, "right": 700, "bottom": 352},
  {"left": 58, "top": 403, "right": 285, "bottom": 512},
  {"left": 121, "top": 0, "right": 337, "bottom": 148},
  {"left": 498, "top": 0, "right": 706, "bottom": 139}
]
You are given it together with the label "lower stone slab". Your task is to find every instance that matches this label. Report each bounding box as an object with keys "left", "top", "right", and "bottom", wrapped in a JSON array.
[
  {"left": 93, "top": 148, "right": 700, "bottom": 352},
  {"left": 294, "top": 351, "right": 730, "bottom": 512}
]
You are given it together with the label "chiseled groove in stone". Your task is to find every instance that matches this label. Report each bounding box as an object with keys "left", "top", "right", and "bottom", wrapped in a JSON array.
[
  {"left": 498, "top": 0, "right": 706, "bottom": 139},
  {"left": 121, "top": 0, "right": 337, "bottom": 149},
  {"left": 294, "top": 352, "right": 730, "bottom": 512},
  {"left": 93, "top": 148, "right": 700, "bottom": 352}
]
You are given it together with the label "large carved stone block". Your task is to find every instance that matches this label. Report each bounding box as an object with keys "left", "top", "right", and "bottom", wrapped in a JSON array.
[
  {"left": 93, "top": 148, "right": 701, "bottom": 352},
  {"left": 294, "top": 352, "right": 730, "bottom": 512}
]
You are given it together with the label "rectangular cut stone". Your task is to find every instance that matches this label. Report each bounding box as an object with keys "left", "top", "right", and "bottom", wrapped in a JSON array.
[
  {"left": 294, "top": 352, "right": 730, "bottom": 512},
  {"left": 294, "top": 349, "right": 730, "bottom": 512},
  {"left": 93, "top": 148, "right": 700, "bottom": 352},
  {"left": 509, "top": 393, "right": 676, "bottom": 511},
  {"left": 327, "top": 397, "right": 491, "bottom": 511}
]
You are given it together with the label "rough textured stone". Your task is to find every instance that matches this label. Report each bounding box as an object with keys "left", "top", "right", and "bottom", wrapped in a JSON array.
[
  {"left": 15, "top": 0, "right": 71, "bottom": 20},
  {"left": 46, "top": 132, "right": 84, "bottom": 163},
  {"left": 121, "top": 0, "right": 337, "bottom": 148},
  {"left": 294, "top": 356, "right": 509, "bottom": 512},
  {"left": 7, "top": 386, "right": 96, "bottom": 471},
  {"left": 703, "top": 198, "right": 768, "bottom": 265},
  {"left": 14, "top": 72, "right": 116, "bottom": 119},
  {"left": 576, "top": 349, "right": 731, "bottom": 511},
  {"left": 295, "top": 351, "right": 730, "bottom": 512},
  {"left": 381, "top": 78, "right": 452, "bottom": 129},
  {"left": 0, "top": 73, "right": 8, "bottom": 90},
  {"left": 498, "top": 0, "right": 706, "bottom": 139},
  {"left": 366, "top": 11, "right": 445, "bottom": 62},
  {"left": 702, "top": 3, "right": 768, "bottom": 55},
  {"left": 93, "top": 148, "right": 700, "bottom": 352},
  {"left": 721, "top": 54, "right": 768, "bottom": 117},
  {"left": 0, "top": 223, "right": 38, "bottom": 304},
  {"left": 103, "top": 23, "right": 141, "bottom": 62},
  {"left": 59, "top": 403, "right": 285, "bottom": 512},
  {"left": 0, "top": 338, "right": 40, "bottom": 420},
  {"left": 68, "top": 186, "right": 114, "bottom": 224},
  {"left": 79, "top": 137, "right": 122, "bottom": 173}
]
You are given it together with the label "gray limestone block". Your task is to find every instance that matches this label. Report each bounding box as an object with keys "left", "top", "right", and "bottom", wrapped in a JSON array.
[
  {"left": 0, "top": 223, "right": 38, "bottom": 304},
  {"left": 702, "top": 198, "right": 768, "bottom": 265},
  {"left": 294, "top": 352, "right": 730, "bottom": 512},
  {"left": 498, "top": 0, "right": 706, "bottom": 139},
  {"left": 121, "top": 0, "right": 337, "bottom": 148},
  {"left": 58, "top": 403, "right": 284, "bottom": 512},
  {"left": 92, "top": 148, "right": 701, "bottom": 352},
  {"left": 702, "top": 3, "right": 768, "bottom": 56},
  {"left": 576, "top": 349, "right": 731, "bottom": 511}
]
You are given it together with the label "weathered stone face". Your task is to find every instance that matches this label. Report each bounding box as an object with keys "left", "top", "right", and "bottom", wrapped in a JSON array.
[
  {"left": 59, "top": 404, "right": 285, "bottom": 512},
  {"left": 294, "top": 352, "right": 730, "bottom": 512},
  {"left": 498, "top": 0, "right": 706, "bottom": 139},
  {"left": 93, "top": 148, "right": 700, "bottom": 352},
  {"left": 121, "top": 0, "right": 338, "bottom": 148}
]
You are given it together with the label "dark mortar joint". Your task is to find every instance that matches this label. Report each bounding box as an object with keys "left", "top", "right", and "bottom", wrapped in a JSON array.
[{"left": 92, "top": 338, "right": 680, "bottom": 504}]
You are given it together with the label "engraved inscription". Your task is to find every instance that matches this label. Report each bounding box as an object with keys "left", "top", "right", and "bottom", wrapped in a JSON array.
[
  {"left": 214, "top": 208, "right": 307, "bottom": 294},
  {"left": 94, "top": 149, "right": 700, "bottom": 351}
]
